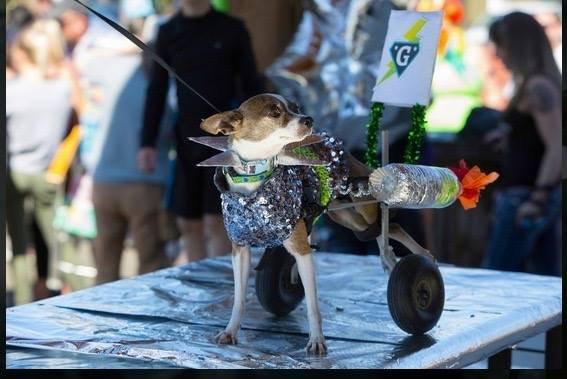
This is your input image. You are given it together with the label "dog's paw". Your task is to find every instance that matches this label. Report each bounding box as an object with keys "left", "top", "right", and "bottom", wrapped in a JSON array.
[
  {"left": 306, "top": 335, "right": 327, "bottom": 355},
  {"left": 215, "top": 330, "right": 238, "bottom": 345}
]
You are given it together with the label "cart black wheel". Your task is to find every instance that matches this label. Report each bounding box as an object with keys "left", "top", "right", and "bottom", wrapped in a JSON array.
[
  {"left": 387, "top": 254, "right": 444, "bottom": 335},
  {"left": 255, "top": 245, "right": 305, "bottom": 317}
]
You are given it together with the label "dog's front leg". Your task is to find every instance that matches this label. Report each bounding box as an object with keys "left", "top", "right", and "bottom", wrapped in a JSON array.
[
  {"left": 283, "top": 220, "right": 327, "bottom": 355},
  {"left": 215, "top": 243, "right": 251, "bottom": 345}
]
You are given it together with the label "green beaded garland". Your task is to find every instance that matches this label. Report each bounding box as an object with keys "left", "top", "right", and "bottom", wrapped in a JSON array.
[
  {"left": 292, "top": 146, "right": 332, "bottom": 206},
  {"left": 364, "top": 102, "right": 384, "bottom": 169},
  {"left": 404, "top": 104, "right": 427, "bottom": 164}
]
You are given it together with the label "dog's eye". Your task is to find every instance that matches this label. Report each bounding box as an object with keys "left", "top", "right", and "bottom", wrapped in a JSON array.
[
  {"left": 268, "top": 106, "right": 281, "bottom": 118},
  {"left": 289, "top": 102, "right": 300, "bottom": 113}
]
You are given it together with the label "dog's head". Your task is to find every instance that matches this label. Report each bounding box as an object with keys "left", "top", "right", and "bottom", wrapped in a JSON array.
[{"left": 200, "top": 93, "right": 314, "bottom": 160}]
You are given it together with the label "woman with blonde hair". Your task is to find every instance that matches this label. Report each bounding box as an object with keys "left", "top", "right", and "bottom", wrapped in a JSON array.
[
  {"left": 6, "top": 19, "right": 79, "bottom": 303},
  {"left": 484, "top": 12, "right": 562, "bottom": 275}
]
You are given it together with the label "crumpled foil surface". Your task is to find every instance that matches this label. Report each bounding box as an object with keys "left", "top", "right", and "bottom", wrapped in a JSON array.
[
  {"left": 6, "top": 252, "right": 561, "bottom": 369},
  {"left": 266, "top": 0, "right": 412, "bottom": 151}
]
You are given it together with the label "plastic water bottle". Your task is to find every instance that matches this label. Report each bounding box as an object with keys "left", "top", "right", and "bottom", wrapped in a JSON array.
[{"left": 369, "top": 164, "right": 461, "bottom": 209}]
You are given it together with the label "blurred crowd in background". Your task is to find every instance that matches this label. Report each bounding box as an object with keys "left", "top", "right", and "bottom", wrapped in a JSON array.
[{"left": 5, "top": 0, "right": 563, "bottom": 307}]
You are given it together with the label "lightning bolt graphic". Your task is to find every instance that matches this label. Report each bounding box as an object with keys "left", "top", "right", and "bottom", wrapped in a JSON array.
[
  {"left": 378, "top": 61, "right": 396, "bottom": 85},
  {"left": 403, "top": 17, "right": 427, "bottom": 42},
  {"left": 377, "top": 17, "right": 428, "bottom": 85}
]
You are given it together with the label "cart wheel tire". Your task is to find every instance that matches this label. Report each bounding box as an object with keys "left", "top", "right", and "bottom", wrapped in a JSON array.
[
  {"left": 255, "top": 246, "right": 305, "bottom": 317},
  {"left": 387, "top": 254, "right": 444, "bottom": 335}
]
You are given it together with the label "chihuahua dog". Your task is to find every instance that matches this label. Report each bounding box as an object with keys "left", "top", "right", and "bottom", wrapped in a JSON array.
[{"left": 200, "top": 93, "right": 432, "bottom": 355}]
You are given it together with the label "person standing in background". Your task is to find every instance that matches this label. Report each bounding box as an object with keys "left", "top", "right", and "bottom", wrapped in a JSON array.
[
  {"left": 6, "top": 19, "right": 76, "bottom": 303},
  {"left": 50, "top": 0, "right": 90, "bottom": 65},
  {"left": 6, "top": 3, "right": 35, "bottom": 46},
  {"left": 89, "top": 15, "right": 175, "bottom": 284},
  {"left": 484, "top": 12, "right": 562, "bottom": 276},
  {"left": 52, "top": 0, "right": 91, "bottom": 62},
  {"left": 48, "top": 0, "right": 138, "bottom": 241},
  {"left": 139, "top": 0, "right": 264, "bottom": 263}
]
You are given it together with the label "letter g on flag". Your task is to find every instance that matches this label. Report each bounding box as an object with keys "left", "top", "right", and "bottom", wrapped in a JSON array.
[{"left": 391, "top": 42, "right": 420, "bottom": 76}]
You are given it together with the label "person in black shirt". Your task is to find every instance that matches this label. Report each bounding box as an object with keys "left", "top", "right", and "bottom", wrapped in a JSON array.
[
  {"left": 138, "top": 0, "right": 263, "bottom": 262},
  {"left": 484, "top": 12, "right": 561, "bottom": 275}
]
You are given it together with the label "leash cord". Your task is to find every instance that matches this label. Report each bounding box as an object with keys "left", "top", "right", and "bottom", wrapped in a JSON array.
[{"left": 73, "top": 0, "right": 221, "bottom": 113}]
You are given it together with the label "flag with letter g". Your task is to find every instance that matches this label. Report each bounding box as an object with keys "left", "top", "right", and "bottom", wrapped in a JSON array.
[{"left": 372, "top": 11, "right": 442, "bottom": 108}]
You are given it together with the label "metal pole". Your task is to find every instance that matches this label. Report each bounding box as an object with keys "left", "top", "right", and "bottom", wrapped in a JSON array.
[{"left": 380, "top": 129, "right": 389, "bottom": 257}]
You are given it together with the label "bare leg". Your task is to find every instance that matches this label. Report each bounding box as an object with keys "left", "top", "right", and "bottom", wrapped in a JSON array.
[
  {"left": 177, "top": 218, "right": 206, "bottom": 263},
  {"left": 283, "top": 221, "right": 327, "bottom": 355},
  {"left": 215, "top": 243, "right": 251, "bottom": 344},
  {"left": 204, "top": 214, "right": 231, "bottom": 258}
]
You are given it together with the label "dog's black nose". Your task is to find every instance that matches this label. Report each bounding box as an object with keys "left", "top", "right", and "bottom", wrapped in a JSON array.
[{"left": 301, "top": 116, "right": 314, "bottom": 128}]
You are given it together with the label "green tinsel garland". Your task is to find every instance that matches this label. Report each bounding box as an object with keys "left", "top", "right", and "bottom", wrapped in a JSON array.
[
  {"left": 292, "top": 147, "right": 332, "bottom": 206},
  {"left": 403, "top": 104, "right": 427, "bottom": 164},
  {"left": 364, "top": 102, "right": 385, "bottom": 169}
]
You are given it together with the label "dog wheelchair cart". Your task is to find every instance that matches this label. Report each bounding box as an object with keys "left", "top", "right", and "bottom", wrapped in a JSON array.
[{"left": 254, "top": 128, "right": 445, "bottom": 335}]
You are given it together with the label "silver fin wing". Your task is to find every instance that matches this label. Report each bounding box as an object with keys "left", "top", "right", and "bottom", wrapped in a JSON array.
[
  {"left": 196, "top": 151, "right": 241, "bottom": 167},
  {"left": 188, "top": 136, "right": 229, "bottom": 151}
]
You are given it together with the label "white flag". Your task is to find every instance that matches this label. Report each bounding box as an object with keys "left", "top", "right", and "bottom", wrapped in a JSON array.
[{"left": 371, "top": 11, "right": 442, "bottom": 107}]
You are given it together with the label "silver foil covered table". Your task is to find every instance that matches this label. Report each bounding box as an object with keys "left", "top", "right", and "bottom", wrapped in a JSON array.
[{"left": 6, "top": 252, "right": 562, "bottom": 369}]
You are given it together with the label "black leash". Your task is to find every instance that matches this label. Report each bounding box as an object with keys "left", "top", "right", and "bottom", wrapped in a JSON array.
[{"left": 72, "top": 0, "right": 221, "bottom": 113}]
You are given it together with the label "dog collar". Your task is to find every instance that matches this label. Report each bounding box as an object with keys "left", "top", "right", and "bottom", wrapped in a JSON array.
[
  {"left": 222, "top": 157, "right": 275, "bottom": 184},
  {"left": 235, "top": 157, "right": 275, "bottom": 175},
  {"left": 223, "top": 166, "right": 274, "bottom": 184}
]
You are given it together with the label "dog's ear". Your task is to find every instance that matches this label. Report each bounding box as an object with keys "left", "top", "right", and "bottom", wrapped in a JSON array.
[{"left": 200, "top": 110, "right": 243, "bottom": 135}]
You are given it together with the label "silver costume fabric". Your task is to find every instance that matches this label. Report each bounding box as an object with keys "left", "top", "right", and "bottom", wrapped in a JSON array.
[
  {"left": 217, "top": 166, "right": 303, "bottom": 247},
  {"left": 214, "top": 134, "right": 348, "bottom": 247}
]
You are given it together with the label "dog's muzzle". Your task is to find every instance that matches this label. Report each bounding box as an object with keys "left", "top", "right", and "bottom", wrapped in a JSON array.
[{"left": 300, "top": 116, "right": 314, "bottom": 128}]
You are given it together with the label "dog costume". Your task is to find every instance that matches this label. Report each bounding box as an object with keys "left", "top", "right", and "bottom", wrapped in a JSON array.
[{"left": 212, "top": 133, "right": 348, "bottom": 247}]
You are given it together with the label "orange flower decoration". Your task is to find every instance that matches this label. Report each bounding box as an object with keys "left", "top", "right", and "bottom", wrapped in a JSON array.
[{"left": 450, "top": 160, "right": 499, "bottom": 210}]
